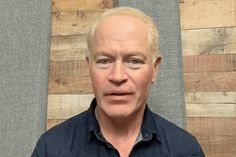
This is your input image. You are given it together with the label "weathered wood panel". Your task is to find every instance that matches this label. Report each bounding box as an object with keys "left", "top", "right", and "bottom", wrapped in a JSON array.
[
  {"left": 180, "top": 0, "right": 236, "bottom": 29},
  {"left": 47, "top": 94, "right": 94, "bottom": 119},
  {"left": 48, "top": 60, "right": 92, "bottom": 94},
  {"left": 187, "top": 118, "right": 236, "bottom": 154},
  {"left": 50, "top": 35, "right": 88, "bottom": 61},
  {"left": 52, "top": 0, "right": 113, "bottom": 11},
  {"left": 186, "top": 103, "right": 236, "bottom": 117},
  {"left": 183, "top": 54, "right": 236, "bottom": 73},
  {"left": 184, "top": 72, "right": 236, "bottom": 92},
  {"left": 185, "top": 92, "right": 236, "bottom": 104},
  {"left": 51, "top": 10, "right": 104, "bottom": 36},
  {"left": 181, "top": 27, "right": 236, "bottom": 55}
]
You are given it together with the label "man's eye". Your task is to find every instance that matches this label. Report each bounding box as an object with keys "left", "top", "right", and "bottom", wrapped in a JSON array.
[
  {"left": 97, "top": 59, "right": 110, "bottom": 64},
  {"left": 127, "top": 59, "right": 144, "bottom": 69},
  {"left": 96, "top": 58, "right": 112, "bottom": 68},
  {"left": 128, "top": 59, "right": 144, "bottom": 64}
]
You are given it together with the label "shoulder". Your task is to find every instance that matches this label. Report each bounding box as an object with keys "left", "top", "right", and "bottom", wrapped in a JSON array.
[
  {"left": 152, "top": 113, "right": 204, "bottom": 156},
  {"left": 33, "top": 110, "right": 89, "bottom": 155},
  {"left": 43, "top": 110, "right": 88, "bottom": 141}
]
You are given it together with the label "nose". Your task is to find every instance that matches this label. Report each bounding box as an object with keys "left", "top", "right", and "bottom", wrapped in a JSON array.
[{"left": 108, "top": 61, "right": 128, "bottom": 85}]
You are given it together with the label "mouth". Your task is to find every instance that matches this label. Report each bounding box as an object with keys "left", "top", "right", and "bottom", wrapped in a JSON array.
[{"left": 105, "top": 91, "right": 133, "bottom": 96}]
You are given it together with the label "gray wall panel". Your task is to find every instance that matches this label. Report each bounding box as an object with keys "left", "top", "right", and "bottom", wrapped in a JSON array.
[
  {"left": 0, "top": 0, "right": 51, "bottom": 157},
  {"left": 117, "top": 0, "right": 185, "bottom": 128}
]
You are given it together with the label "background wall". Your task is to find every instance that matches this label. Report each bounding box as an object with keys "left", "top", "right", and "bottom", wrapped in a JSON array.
[
  {"left": 0, "top": 0, "right": 51, "bottom": 157},
  {"left": 180, "top": 0, "right": 236, "bottom": 156}
]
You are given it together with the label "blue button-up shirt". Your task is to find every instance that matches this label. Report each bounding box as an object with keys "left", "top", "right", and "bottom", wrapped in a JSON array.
[{"left": 31, "top": 99, "right": 205, "bottom": 157}]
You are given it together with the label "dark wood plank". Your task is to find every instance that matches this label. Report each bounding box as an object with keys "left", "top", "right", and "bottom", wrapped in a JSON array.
[
  {"left": 183, "top": 54, "right": 236, "bottom": 73},
  {"left": 187, "top": 117, "right": 236, "bottom": 153},
  {"left": 48, "top": 60, "right": 92, "bottom": 94},
  {"left": 184, "top": 72, "right": 236, "bottom": 92}
]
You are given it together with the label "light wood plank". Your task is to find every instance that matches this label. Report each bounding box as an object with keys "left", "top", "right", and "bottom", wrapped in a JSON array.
[
  {"left": 52, "top": 0, "right": 113, "bottom": 11},
  {"left": 186, "top": 103, "right": 236, "bottom": 117},
  {"left": 50, "top": 35, "right": 88, "bottom": 61},
  {"left": 183, "top": 54, "right": 236, "bottom": 73},
  {"left": 184, "top": 72, "right": 236, "bottom": 92},
  {"left": 180, "top": 0, "right": 236, "bottom": 29},
  {"left": 187, "top": 118, "right": 236, "bottom": 153},
  {"left": 185, "top": 92, "right": 236, "bottom": 104},
  {"left": 47, "top": 94, "right": 94, "bottom": 119},
  {"left": 181, "top": 27, "right": 236, "bottom": 55},
  {"left": 51, "top": 10, "right": 104, "bottom": 36}
]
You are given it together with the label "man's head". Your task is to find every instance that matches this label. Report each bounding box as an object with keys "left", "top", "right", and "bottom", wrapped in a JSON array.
[
  {"left": 86, "top": 7, "right": 161, "bottom": 120},
  {"left": 87, "top": 7, "right": 160, "bottom": 62}
]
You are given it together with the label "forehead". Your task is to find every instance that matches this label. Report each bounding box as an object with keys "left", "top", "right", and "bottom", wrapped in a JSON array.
[{"left": 94, "top": 15, "right": 148, "bottom": 40}]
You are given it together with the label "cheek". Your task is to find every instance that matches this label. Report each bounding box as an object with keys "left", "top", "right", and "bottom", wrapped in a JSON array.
[
  {"left": 135, "top": 67, "right": 154, "bottom": 81},
  {"left": 90, "top": 70, "right": 107, "bottom": 91}
]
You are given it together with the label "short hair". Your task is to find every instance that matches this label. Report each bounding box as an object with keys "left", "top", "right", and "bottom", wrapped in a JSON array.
[{"left": 87, "top": 7, "right": 160, "bottom": 61}]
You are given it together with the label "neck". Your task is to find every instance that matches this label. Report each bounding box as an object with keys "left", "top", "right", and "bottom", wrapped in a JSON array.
[
  {"left": 95, "top": 106, "right": 145, "bottom": 142},
  {"left": 95, "top": 106, "right": 146, "bottom": 157}
]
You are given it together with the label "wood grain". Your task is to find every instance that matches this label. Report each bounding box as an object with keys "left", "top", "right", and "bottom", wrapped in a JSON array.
[
  {"left": 50, "top": 35, "right": 88, "bottom": 61},
  {"left": 47, "top": 94, "right": 94, "bottom": 119},
  {"left": 52, "top": 0, "right": 113, "bottom": 11},
  {"left": 184, "top": 72, "right": 236, "bottom": 92},
  {"left": 185, "top": 92, "right": 236, "bottom": 104},
  {"left": 187, "top": 118, "right": 236, "bottom": 153},
  {"left": 180, "top": 0, "right": 236, "bottom": 29},
  {"left": 51, "top": 10, "right": 104, "bottom": 36},
  {"left": 186, "top": 103, "right": 236, "bottom": 117},
  {"left": 183, "top": 54, "right": 236, "bottom": 73},
  {"left": 181, "top": 27, "right": 236, "bottom": 55},
  {"left": 48, "top": 60, "right": 92, "bottom": 94}
]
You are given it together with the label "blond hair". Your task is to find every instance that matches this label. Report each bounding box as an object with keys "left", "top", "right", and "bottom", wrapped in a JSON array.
[{"left": 87, "top": 7, "right": 160, "bottom": 61}]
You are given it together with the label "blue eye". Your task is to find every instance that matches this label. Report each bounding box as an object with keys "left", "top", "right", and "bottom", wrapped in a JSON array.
[
  {"left": 127, "top": 59, "right": 144, "bottom": 69},
  {"left": 128, "top": 59, "right": 143, "bottom": 64},
  {"left": 97, "top": 59, "right": 110, "bottom": 64},
  {"left": 96, "top": 58, "right": 112, "bottom": 68}
]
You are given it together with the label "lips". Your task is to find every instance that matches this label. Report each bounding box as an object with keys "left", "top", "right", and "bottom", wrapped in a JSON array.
[{"left": 105, "top": 90, "right": 133, "bottom": 96}]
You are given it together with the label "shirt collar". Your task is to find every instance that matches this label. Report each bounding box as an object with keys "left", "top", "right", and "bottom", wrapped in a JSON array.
[
  {"left": 88, "top": 98, "right": 100, "bottom": 135},
  {"left": 140, "top": 106, "right": 161, "bottom": 143}
]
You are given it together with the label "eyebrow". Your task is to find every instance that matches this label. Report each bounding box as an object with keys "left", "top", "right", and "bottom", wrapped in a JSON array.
[{"left": 94, "top": 51, "right": 147, "bottom": 59}]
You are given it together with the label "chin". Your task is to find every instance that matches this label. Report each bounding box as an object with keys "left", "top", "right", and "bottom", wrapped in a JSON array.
[{"left": 103, "top": 105, "right": 134, "bottom": 119}]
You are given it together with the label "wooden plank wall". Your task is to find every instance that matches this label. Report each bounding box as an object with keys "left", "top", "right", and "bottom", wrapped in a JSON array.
[
  {"left": 180, "top": 0, "right": 236, "bottom": 156},
  {"left": 47, "top": 0, "right": 236, "bottom": 156}
]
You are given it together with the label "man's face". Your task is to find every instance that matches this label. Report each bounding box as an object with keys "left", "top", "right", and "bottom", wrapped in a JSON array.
[{"left": 87, "top": 15, "right": 161, "bottom": 119}]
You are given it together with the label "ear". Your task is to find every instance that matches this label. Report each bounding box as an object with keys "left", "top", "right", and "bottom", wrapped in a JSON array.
[{"left": 151, "top": 56, "right": 161, "bottom": 83}]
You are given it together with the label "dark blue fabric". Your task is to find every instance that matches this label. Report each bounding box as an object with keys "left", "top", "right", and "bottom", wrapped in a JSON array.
[{"left": 31, "top": 99, "right": 205, "bottom": 157}]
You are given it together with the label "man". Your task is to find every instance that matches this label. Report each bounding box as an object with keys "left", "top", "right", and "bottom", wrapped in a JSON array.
[{"left": 31, "top": 7, "right": 205, "bottom": 157}]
